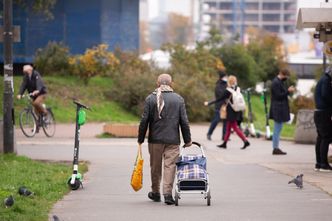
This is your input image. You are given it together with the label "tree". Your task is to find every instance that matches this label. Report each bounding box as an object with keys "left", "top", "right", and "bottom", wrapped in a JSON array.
[
  {"left": 9, "top": 0, "right": 57, "bottom": 19},
  {"left": 162, "top": 43, "right": 225, "bottom": 121},
  {"left": 165, "top": 13, "right": 193, "bottom": 45},
  {"left": 246, "top": 27, "right": 287, "bottom": 81},
  {"left": 199, "top": 27, "right": 259, "bottom": 89},
  {"left": 139, "top": 21, "right": 151, "bottom": 54},
  {"left": 69, "top": 44, "right": 119, "bottom": 85},
  {"left": 219, "top": 43, "right": 260, "bottom": 89}
]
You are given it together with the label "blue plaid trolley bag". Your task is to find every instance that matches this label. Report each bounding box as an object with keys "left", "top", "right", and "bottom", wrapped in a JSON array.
[{"left": 175, "top": 142, "right": 211, "bottom": 206}]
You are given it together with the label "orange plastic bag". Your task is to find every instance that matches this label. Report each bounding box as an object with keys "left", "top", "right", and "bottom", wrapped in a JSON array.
[{"left": 131, "top": 144, "right": 144, "bottom": 191}]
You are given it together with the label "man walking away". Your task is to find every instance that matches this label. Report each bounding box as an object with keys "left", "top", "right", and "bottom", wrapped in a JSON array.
[
  {"left": 206, "top": 70, "right": 228, "bottom": 141},
  {"left": 314, "top": 67, "right": 332, "bottom": 172},
  {"left": 138, "top": 73, "right": 192, "bottom": 205},
  {"left": 269, "top": 69, "right": 295, "bottom": 155}
]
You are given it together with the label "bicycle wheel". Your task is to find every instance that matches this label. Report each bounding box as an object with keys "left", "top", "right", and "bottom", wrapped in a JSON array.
[
  {"left": 19, "top": 109, "right": 37, "bottom": 138},
  {"left": 42, "top": 108, "right": 56, "bottom": 137}
]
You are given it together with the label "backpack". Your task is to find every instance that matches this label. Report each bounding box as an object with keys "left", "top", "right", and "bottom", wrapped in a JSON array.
[{"left": 227, "top": 87, "right": 246, "bottom": 112}]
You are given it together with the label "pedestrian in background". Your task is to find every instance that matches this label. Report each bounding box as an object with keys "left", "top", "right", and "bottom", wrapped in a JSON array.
[
  {"left": 314, "top": 67, "right": 332, "bottom": 172},
  {"left": 206, "top": 70, "right": 228, "bottom": 141},
  {"left": 138, "top": 73, "right": 192, "bottom": 205},
  {"left": 206, "top": 75, "right": 250, "bottom": 149},
  {"left": 269, "top": 69, "right": 295, "bottom": 155}
]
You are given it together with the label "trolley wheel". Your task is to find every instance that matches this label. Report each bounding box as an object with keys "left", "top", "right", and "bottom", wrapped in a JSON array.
[
  {"left": 68, "top": 178, "right": 81, "bottom": 190},
  {"left": 207, "top": 191, "right": 211, "bottom": 206},
  {"left": 175, "top": 192, "right": 179, "bottom": 206}
]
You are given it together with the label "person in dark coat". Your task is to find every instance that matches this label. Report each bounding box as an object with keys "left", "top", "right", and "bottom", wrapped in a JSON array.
[
  {"left": 207, "top": 75, "right": 250, "bottom": 149},
  {"left": 138, "top": 73, "right": 192, "bottom": 205},
  {"left": 313, "top": 67, "right": 332, "bottom": 172},
  {"left": 269, "top": 69, "right": 295, "bottom": 155},
  {"left": 17, "top": 65, "right": 47, "bottom": 116},
  {"left": 205, "top": 70, "right": 228, "bottom": 141}
]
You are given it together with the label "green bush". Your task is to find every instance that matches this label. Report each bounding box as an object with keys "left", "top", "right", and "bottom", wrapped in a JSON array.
[
  {"left": 218, "top": 44, "right": 260, "bottom": 89},
  {"left": 163, "top": 43, "right": 223, "bottom": 121},
  {"left": 69, "top": 44, "right": 119, "bottom": 85},
  {"left": 34, "top": 41, "right": 71, "bottom": 75},
  {"left": 109, "top": 50, "right": 161, "bottom": 116}
]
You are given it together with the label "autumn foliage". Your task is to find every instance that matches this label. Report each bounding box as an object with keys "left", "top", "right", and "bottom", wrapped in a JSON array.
[{"left": 69, "top": 44, "right": 119, "bottom": 84}]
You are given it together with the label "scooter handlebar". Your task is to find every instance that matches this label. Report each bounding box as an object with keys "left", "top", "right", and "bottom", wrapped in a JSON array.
[{"left": 73, "top": 100, "right": 90, "bottom": 110}]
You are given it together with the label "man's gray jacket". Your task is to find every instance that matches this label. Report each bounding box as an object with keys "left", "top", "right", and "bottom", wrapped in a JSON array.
[{"left": 138, "top": 91, "right": 191, "bottom": 145}]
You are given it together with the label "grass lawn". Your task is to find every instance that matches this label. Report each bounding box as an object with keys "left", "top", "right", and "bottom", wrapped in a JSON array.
[
  {"left": 0, "top": 76, "right": 138, "bottom": 123},
  {"left": 0, "top": 154, "right": 88, "bottom": 221}
]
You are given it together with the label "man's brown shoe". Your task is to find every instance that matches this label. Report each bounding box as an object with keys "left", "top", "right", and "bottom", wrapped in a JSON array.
[{"left": 272, "top": 148, "right": 287, "bottom": 155}]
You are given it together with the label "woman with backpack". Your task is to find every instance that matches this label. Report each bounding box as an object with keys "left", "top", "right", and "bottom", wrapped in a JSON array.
[{"left": 205, "top": 75, "right": 250, "bottom": 149}]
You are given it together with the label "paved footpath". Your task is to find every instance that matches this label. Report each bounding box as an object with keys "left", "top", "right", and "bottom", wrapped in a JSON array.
[{"left": 16, "top": 124, "right": 332, "bottom": 221}]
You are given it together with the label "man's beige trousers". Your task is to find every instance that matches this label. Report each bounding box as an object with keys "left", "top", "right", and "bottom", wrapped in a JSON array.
[{"left": 148, "top": 143, "right": 179, "bottom": 195}]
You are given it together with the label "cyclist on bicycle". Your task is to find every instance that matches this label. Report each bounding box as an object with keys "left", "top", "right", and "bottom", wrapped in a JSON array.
[{"left": 17, "top": 65, "right": 47, "bottom": 117}]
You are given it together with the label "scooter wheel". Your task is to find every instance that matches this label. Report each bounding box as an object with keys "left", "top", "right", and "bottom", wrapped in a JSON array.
[
  {"left": 68, "top": 178, "right": 81, "bottom": 190},
  {"left": 244, "top": 129, "right": 249, "bottom": 137}
]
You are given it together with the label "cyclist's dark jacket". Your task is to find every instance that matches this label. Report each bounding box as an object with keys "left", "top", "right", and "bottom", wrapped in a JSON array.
[{"left": 19, "top": 70, "right": 47, "bottom": 99}]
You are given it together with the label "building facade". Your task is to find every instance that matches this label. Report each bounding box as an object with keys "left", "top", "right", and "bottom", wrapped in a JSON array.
[
  {"left": 0, "top": 0, "right": 139, "bottom": 63},
  {"left": 200, "top": 0, "right": 297, "bottom": 39}
]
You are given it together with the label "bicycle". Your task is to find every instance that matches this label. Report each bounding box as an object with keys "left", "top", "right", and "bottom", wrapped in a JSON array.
[{"left": 19, "top": 93, "right": 56, "bottom": 138}]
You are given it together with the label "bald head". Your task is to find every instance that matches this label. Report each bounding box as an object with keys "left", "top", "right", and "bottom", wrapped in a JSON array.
[
  {"left": 157, "top": 74, "right": 172, "bottom": 86},
  {"left": 23, "top": 65, "right": 33, "bottom": 75}
]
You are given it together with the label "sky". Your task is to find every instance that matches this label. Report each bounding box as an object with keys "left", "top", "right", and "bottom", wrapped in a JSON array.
[
  {"left": 149, "top": 0, "right": 191, "bottom": 19},
  {"left": 148, "top": 0, "right": 329, "bottom": 20}
]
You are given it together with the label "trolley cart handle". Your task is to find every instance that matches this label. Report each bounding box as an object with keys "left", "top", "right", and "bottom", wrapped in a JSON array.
[{"left": 181, "top": 141, "right": 206, "bottom": 158}]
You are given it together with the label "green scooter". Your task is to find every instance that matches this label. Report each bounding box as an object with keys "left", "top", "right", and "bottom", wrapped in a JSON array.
[
  {"left": 67, "top": 100, "right": 90, "bottom": 190},
  {"left": 244, "top": 88, "right": 260, "bottom": 138},
  {"left": 261, "top": 87, "right": 272, "bottom": 140}
]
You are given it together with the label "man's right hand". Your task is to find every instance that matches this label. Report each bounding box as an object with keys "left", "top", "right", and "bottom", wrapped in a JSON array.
[
  {"left": 184, "top": 142, "right": 192, "bottom": 148},
  {"left": 17, "top": 95, "right": 22, "bottom": 100},
  {"left": 288, "top": 86, "right": 295, "bottom": 93},
  {"left": 204, "top": 101, "right": 208, "bottom": 106}
]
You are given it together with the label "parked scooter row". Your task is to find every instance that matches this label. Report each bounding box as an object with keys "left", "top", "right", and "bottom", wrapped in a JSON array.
[{"left": 242, "top": 86, "right": 272, "bottom": 140}]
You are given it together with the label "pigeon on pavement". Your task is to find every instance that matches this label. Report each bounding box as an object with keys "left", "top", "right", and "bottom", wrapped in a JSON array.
[
  {"left": 18, "top": 186, "right": 34, "bottom": 196},
  {"left": 288, "top": 174, "right": 303, "bottom": 189},
  {"left": 53, "top": 215, "right": 61, "bottom": 221},
  {"left": 4, "top": 195, "right": 14, "bottom": 208}
]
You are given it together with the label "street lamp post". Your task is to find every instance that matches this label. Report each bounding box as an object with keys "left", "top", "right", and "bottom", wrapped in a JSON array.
[{"left": 3, "top": 0, "right": 14, "bottom": 153}]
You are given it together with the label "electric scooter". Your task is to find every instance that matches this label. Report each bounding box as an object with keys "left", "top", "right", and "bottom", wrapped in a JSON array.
[
  {"left": 261, "top": 87, "right": 272, "bottom": 140},
  {"left": 67, "top": 100, "right": 90, "bottom": 190},
  {"left": 244, "top": 88, "right": 260, "bottom": 138}
]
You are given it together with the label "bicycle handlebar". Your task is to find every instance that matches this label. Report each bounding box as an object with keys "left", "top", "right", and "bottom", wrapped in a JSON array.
[{"left": 21, "top": 93, "right": 33, "bottom": 99}]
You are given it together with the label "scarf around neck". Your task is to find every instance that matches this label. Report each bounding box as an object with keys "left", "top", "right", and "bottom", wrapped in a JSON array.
[{"left": 155, "top": 85, "right": 173, "bottom": 119}]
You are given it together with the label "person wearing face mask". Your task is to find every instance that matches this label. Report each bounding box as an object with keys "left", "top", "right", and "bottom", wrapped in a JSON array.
[
  {"left": 205, "top": 70, "right": 228, "bottom": 141},
  {"left": 17, "top": 65, "right": 47, "bottom": 116},
  {"left": 269, "top": 69, "right": 295, "bottom": 155},
  {"left": 313, "top": 67, "right": 332, "bottom": 172},
  {"left": 208, "top": 75, "right": 250, "bottom": 149}
]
